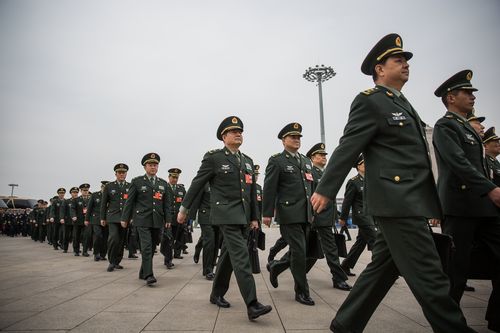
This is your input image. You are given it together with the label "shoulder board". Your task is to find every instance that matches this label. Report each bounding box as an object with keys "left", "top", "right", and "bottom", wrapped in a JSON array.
[
  {"left": 241, "top": 152, "right": 252, "bottom": 161},
  {"left": 361, "top": 87, "right": 380, "bottom": 96},
  {"left": 207, "top": 149, "right": 222, "bottom": 154},
  {"left": 271, "top": 152, "right": 281, "bottom": 158},
  {"left": 132, "top": 176, "right": 142, "bottom": 181},
  {"left": 350, "top": 175, "right": 359, "bottom": 181},
  {"left": 177, "top": 183, "right": 185, "bottom": 187},
  {"left": 445, "top": 115, "right": 453, "bottom": 119}
]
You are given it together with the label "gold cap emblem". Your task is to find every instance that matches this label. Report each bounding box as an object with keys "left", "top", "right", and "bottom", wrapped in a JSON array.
[
  {"left": 293, "top": 123, "right": 299, "bottom": 129},
  {"left": 151, "top": 153, "right": 156, "bottom": 158},
  {"left": 321, "top": 144, "right": 325, "bottom": 149},
  {"left": 231, "top": 117, "right": 238, "bottom": 124},
  {"left": 466, "top": 71, "right": 472, "bottom": 81},
  {"left": 120, "top": 164, "right": 124, "bottom": 168},
  {"left": 395, "top": 36, "right": 402, "bottom": 47}
]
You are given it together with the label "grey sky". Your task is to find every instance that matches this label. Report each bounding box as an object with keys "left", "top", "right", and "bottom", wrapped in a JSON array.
[{"left": 1, "top": 0, "right": 499, "bottom": 201}]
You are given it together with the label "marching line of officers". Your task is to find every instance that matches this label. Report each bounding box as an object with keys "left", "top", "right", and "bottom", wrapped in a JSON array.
[{"left": 3, "top": 32, "right": 500, "bottom": 331}]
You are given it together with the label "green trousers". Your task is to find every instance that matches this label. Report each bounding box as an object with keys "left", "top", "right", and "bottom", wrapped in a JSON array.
[
  {"left": 212, "top": 225, "right": 256, "bottom": 306},
  {"left": 137, "top": 227, "right": 160, "bottom": 279},
  {"left": 200, "top": 224, "right": 218, "bottom": 275},
  {"left": 333, "top": 217, "right": 473, "bottom": 333},
  {"left": 342, "top": 224, "right": 377, "bottom": 269},
  {"left": 107, "top": 223, "right": 126, "bottom": 265}
]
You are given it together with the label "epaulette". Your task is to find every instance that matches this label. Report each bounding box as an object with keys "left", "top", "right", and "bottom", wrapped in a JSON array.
[
  {"left": 271, "top": 152, "right": 281, "bottom": 158},
  {"left": 361, "top": 87, "right": 380, "bottom": 96},
  {"left": 177, "top": 183, "right": 185, "bottom": 187},
  {"left": 350, "top": 175, "right": 359, "bottom": 181},
  {"left": 207, "top": 149, "right": 222, "bottom": 154},
  {"left": 133, "top": 176, "right": 143, "bottom": 181}
]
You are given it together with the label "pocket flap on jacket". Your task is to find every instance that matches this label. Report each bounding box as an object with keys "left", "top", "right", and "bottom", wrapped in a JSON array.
[{"left": 379, "top": 169, "right": 414, "bottom": 183}]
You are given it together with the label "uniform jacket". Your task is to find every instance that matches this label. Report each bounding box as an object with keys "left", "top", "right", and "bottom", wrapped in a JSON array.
[
  {"left": 59, "top": 198, "right": 73, "bottom": 223},
  {"left": 70, "top": 196, "right": 90, "bottom": 225},
  {"left": 310, "top": 165, "right": 335, "bottom": 227},
  {"left": 316, "top": 85, "right": 441, "bottom": 218},
  {"left": 486, "top": 155, "right": 500, "bottom": 187},
  {"left": 167, "top": 183, "right": 186, "bottom": 225},
  {"left": 263, "top": 150, "right": 314, "bottom": 224},
  {"left": 433, "top": 111, "right": 497, "bottom": 217},
  {"left": 49, "top": 198, "right": 64, "bottom": 222},
  {"left": 100, "top": 181, "right": 131, "bottom": 223},
  {"left": 85, "top": 191, "right": 103, "bottom": 225},
  {"left": 340, "top": 174, "right": 373, "bottom": 226},
  {"left": 188, "top": 183, "right": 211, "bottom": 225},
  {"left": 182, "top": 147, "right": 258, "bottom": 225},
  {"left": 121, "top": 175, "right": 172, "bottom": 228},
  {"left": 256, "top": 183, "right": 263, "bottom": 220}
]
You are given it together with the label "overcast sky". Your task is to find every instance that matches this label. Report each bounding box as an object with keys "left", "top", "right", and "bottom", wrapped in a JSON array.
[{"left": 1, "top": 0, "right": 499, "bottom": 201}]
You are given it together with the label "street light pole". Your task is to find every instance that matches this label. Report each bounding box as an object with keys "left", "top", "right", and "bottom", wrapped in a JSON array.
[
  {"left": 8, "top": 183, "right": 18, "bottom": 198},
  {"left": 303, "top": 64, "right": 336, "bottom": 143}
]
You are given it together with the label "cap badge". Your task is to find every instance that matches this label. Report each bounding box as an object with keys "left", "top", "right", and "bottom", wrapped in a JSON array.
[
  {"left": 395, "top": 36, "right": 402, "bottom": 47},
  {"left": 120, "top": 164, "right": 124, "bottom": 168},
  {"left": 151, "top": 153, "right": 156, "bottom": 158},
  {"left": 466, "top": 71, "right": 472, "bottom": 81},
  {"left": 231, "top": 117, "right": 238, "bottom": 124},
  {"left": 320, "top": 144, "right": 325, "bottom": 149},
  {"left": 293, "top": 123, "right": 299, "bottom": 129}
]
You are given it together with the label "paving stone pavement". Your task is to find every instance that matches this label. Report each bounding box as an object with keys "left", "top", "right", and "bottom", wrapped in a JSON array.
[{"left": 0, "top": 228, "right": 493, "bottom": 332}]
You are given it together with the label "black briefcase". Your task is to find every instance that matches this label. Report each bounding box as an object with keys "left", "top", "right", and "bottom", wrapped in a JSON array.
[
  {"left": 429, "top": 226, "right": 454, "bottom": 274},
  {"left": 307, "top": 228, "right": 325, "bottom": 259},
  {"left": 333, "top": 225, "right": 348, "bottom": 258},
  {"left": 257, "top": 229, "right": 266, "bottom": 251},
  {"left": 247, "top": 229, "right": 261, "bottom": 274},
  {"left": 467, "top": 244, "right": 496, "bottom": 280}
]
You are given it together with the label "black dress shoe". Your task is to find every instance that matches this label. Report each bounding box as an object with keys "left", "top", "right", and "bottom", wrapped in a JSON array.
[
  {"left": 247, "top": 301, "right": 272, "bottom": 320},
  {"left": 114, "top": 264, "right": 123, "bottom": 269},
  {"left": 94, "top": 255, "right": 101, "bottom": 262},
  {"left": 333, "top": 280, "right": 352, "bottom": 291},
  {"left": 341, "top": 264, "right": 356, "bottom": 276},
  {"left": 182, "top": 250, "right": 189, "bottom": 254},
  {"left": 165, "top": 261, "right": 174, "bottom": 269},
  {"left": 174, "top": 254, "right": 184, "bottom": 259},
  {"left": 101, "top": 256, "right": 107, "bottom": 261},
  {"left": 107, "top": 264, "right": 114, "bottom": 272},
  {"left": 82, "top": 252, "right": 90, "bottom": 257},
  {"left": 146, "top": 275, "right": 157, "bottom": 285},
  {"left": 210, "top": 295, "right": 231, "bottom": 308},
  {"left": 128, "top": 254, "right": 138, "bottom": 259},
  {"left": 193, "top": 253, "right": 200, "bottom": 264},
  {"left": 268, "top": 263, "right": 279, "bottom": 288},
  {"left": 205, "top": 272, "right": 215, "bottom": 280},
  {"left": 464, "top": 284, "right": 475, "bottom": 292},
  {"left": 295, "top": 293, "right": 315, "bottom": 306},
  {"left": 74, "top": 252, "right": 80, "bottom": 256}
]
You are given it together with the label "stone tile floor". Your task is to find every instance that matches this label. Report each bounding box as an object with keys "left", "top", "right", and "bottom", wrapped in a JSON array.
[{"left": 0, "top": 228, "right": 493, "bottom": 332}]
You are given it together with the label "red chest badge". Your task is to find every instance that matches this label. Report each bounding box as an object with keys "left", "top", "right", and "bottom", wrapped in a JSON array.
[
  {"left": 245, "top": 174, "right": 253, "bottom": 184},
  {"left": 83, "top": 208, "right": 87, "bottom": 214},
  {"left": 175, "top": 197, "right": 183, "bottom": 203},
  {"left": 305, "top": 173, "right": 313, "bottom": 182},
  {"left": 122, "top": 194, "right": 128, "bottom": 199},
  {"left": 153, "top": 192, "right": 163, "bottom": 200}
]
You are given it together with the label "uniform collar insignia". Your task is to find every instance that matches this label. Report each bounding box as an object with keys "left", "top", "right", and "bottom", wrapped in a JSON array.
[{"left": 392, "top": 112, "right": 402, "bottom": 117}]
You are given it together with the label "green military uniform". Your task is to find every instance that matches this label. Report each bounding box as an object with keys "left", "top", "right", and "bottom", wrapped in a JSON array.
[
  {"left": 181, "top": 117, "right": 261, "bottom": 310},
  {"left": 189, "top": 183, "right": 218, "bottom": 279},
  {"left": 36, "top": 201, "right": 48, "bottom": 243},
  {"left": 433, "top": 70, "right": 500, "bottom": 331},
  {"left": 122, "top": 153, "right": 172, "bottom": 283},
  {"left": 85, "top": 181, "right": 108, "bottom": 261},
  {"left": 339, "top": 156, "right": 377, "bottom": 273},
  {"left": 60, "top": 189, "right": 76, "bottom": 253},
  {"left": 71, "top": 184, "right": 91, "bottom": 256},
  {"left": 263, "top": 123, "right": 315, "bottom": 304},
  {"left": 101, "top": 163, "right": 131, "bottom": 269},
  {"left": 49, "top": 189, "right": 66, "bottom": 249},
  {"left": 306, "top": 143, "right": 350, "bottom": 289},
  {"left": 484, "top": 127, "right": 500, "bottom": 186},
  {"left": 316, "top": 34, "right": 472, "bottom": 333},
  {"left": 167, "top": 172, "right": 187, "bottom": 258}
]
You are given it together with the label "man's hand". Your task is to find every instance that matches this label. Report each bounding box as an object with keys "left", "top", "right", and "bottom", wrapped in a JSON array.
[
  {"left": 84, "top": 221, "right": 89, "bottom": 227},
  {"left": 339, "top": 219, "right": 346, "bottom": 227},
  {"left": 250, "top": 220, "right": 259, "bottom": 230},
  {"left": 165, "top": 222, "right": 171, "bottom": 228},
  {"left": 101, "top": 220, "right": 107, "bottom": 227},
  {"left": 262, "top": 217, "right": 272, "bottom": 227},
  {"left": 177, "top": 211, "right": 187, "bottom": 224},
  {"left": 49, "top": 218, "right": 54, "bottom": 223},
  {"left": 120, "top": 221, "right": 128, "bottom": 228},
  {"left": 488, "top": 187, "right": 500, "bottom": 207},
  {"left": 311, "top": 193, "right": 331, "bottom": 214},
  {"left": 72, "top": 217, "right": 77, "bottom": 222},
  {"left": 60, "top": 219, "right": 65, "bottom": 225}
]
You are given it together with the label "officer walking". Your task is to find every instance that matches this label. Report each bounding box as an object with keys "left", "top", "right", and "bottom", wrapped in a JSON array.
[
  {"left": 178, "top": 116, "right": 272, "bottom": 321},
  {"left": 311, "top": 34, "right": 473, "bottom": 332},
  {"left": 339, "top": 155, "right": 377, "bottom": 276},
  {"left": 484, "top": 127, "right": 500, "bottom": 186},
  {"left": 263, "top": 122, "right": 316, "bottom": 306},
  {"left": 122, "top": 153, "right": 172, "bottom": 285},
  {"left": 167, "top": 168, "right": 187, "bottom": 259},
  {"left": 85, "top": 181, "right": 109, "bottom": 261},
  {"left": 306, "top": 143, "right": 351, "bottom": 290},
  {"left": 101, "top": 163, "right": 131, "bottom": 272},
  {"left": 433, "top": 70, "right": 500, "bottom": 332},
  {"left": 49, "top": 188, "right": 66, "bottom": 250},
  {"left": 71, "top": 184, "right": 91, "bottom": 257}
]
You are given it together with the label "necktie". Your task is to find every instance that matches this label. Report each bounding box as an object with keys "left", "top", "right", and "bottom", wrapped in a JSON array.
[
  {"left": 235, "top": 152, "right": 241, "bottom": 165},
  {"left": 150, "top": 177, "right": 155, "bottom": 186}
]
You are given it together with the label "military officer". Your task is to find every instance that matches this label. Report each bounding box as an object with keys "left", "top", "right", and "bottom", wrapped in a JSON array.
[
  {"left": 306, "top": 143, "right": 351, "bottom": 290},
  {"left": 121, "top": 153, "right": 171, "bottom": 285},
  {"left": 311, "top": 34, "right": 473, "bottom": 332},
  {"left": 263, "top": 122, "right": 316, "bottom": 306},
  {"left": 31, "top": 200, "right": 44, "bottom": 242},
  {"left": 167, "top": 168, "right": 187, "bottom": 259},
  {"left": 433, "top": 70, "right": 500, "bottom": 332},
  {"left": 189, "top": 183, "right": 218, "bottom": 280},
  {"left": 101, "top": 163, "right": 131, "bottom": 272},
  {"left": 61, "top": 187, "right": 79, "bottom": 254},
  {"left": 254, "top": 165, "right": 263, "bottom": 218},
  {"left": 85, "top": 181, "right": 109, "bottom": 261},
  {"left": 37, "top": 200, "right": 48, "bottom": 243},
  {"left": 49, "top": 188, "right": 65, "bottom": 250},
  {"left": 178, "top": 116, "right": 272, "bottom": 321},
  {"left": 466, "top": 110, "right": 486, "bottom": 138},
  {"left": 339, "top": 155, "right": 377, "bottom": 276},
  {"left": 484, "top": 127, "right": 500, "bottom": 186},
  {"left": 71, "top": 184, "right": 91, "bottom": 257}
]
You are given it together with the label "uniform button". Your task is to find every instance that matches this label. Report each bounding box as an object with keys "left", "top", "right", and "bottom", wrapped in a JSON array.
[
  {"left": 241, "top": 189, "right": 244, "bottom": 192},
  {"left": 285, "top": 201, "right": 289, "bottom": 205},
  {"left": 240, "top": 180, "right": 243, "bottom": 183},
  {"left": 399, "top": 122, "right": 403, "bottom": 126},
  {"left": 153, "top": 209, "right": 156, "bottom": 212},
  {"left": 153, "top": 202, "right": 156, "bottom": 205},
  {"left": 136, "top": 210, "right": 139, "bottom": 213},
  {"left": 394, "top": 176, "right": 400, "bottom": 182},
  {"left": 461, "top": 185, "right": 466, "bottom": 190},
  {"left": 216, "top": 202, "right": 220, "bottom": 205}
]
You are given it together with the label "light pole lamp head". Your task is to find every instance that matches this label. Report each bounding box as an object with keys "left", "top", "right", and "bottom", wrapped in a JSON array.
[{"left": 303, "top": 64, "right": 336, "bottom": 83}]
